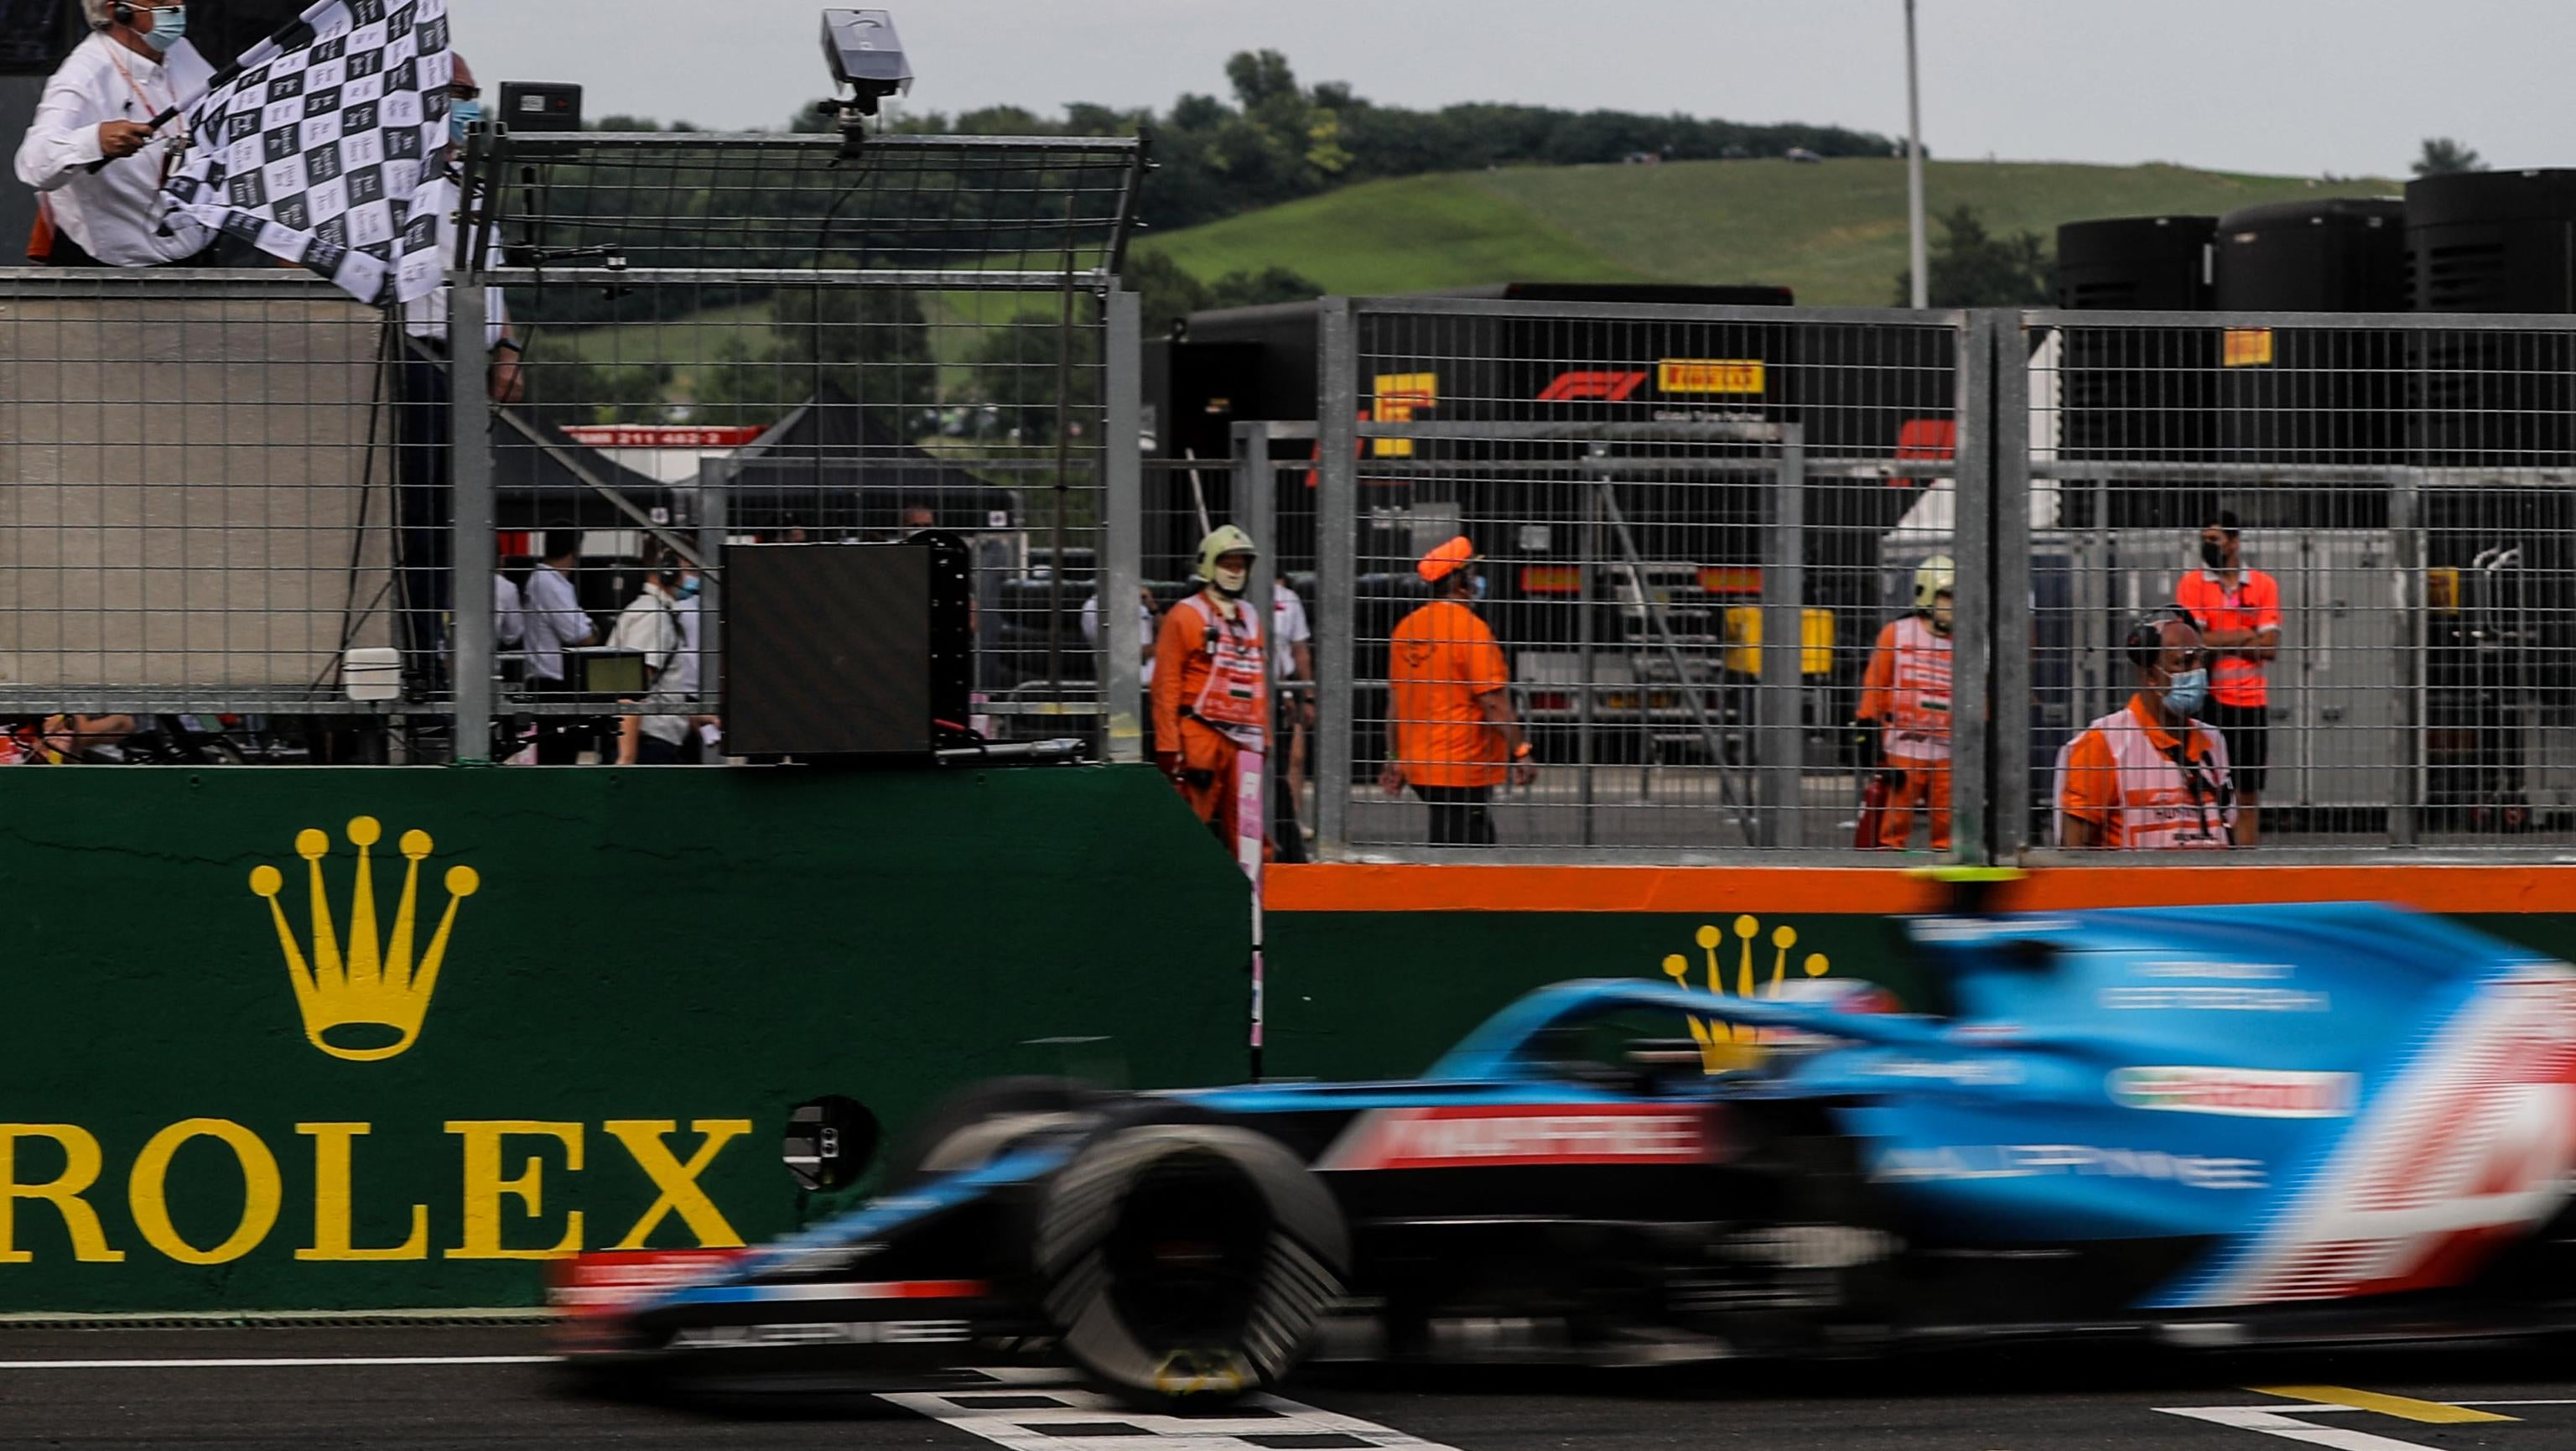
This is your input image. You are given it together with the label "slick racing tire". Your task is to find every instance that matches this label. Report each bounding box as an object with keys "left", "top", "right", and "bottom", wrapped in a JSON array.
[
  {"left": 883, "top": 1077, "right": 1099, "bottom": 1188},
  {"left": 1035, "top": 1117, "right": 1349, "bottom": 1410}
]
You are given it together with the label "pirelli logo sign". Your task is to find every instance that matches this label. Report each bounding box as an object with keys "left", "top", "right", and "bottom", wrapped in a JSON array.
[{"left": 1657, "top": 358, "right": 1766, "bottom": 395}]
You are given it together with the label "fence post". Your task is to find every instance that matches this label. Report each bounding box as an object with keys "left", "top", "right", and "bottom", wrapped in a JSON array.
[
  {"left": 695, "top": 455, "right": 727, "bottom": 725},
  {"left": 2390, "top": 466, "right": 2420, "bottom": 847},
  {"left": 449, "top": 277, "right": 496, "bottom": 765},
  {"left": 1757, "top": 424, "right": 1805, "bottom": 846},
  {"left": 1101, "top": 288, "right": 1145, "bottom": 763},
  {"left": 1315, "top": 300, "right": 1358, "bottom": 859},
  {"left": 1978, "top": 310, "right": 2028, "bottom": 864},
  {"left": 1236, "top": 419, "right": 1276, "bottom": 815},
  {"left": 1949, "top": 312, "right": 1996, "bottom": 866}
]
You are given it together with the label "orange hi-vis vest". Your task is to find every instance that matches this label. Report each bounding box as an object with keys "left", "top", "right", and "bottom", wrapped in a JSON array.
[
  {"left": 2175, "top": 567, "right": 2281, "bottom": 708},
  {"left": 1167, "top": 593, "right": 1268, "bottom": 745},
  {"left": 1859, "top": 615, "right": 1953, "bottom": 763},
  {"left": 2054, "top": 696, "right": 2236, "bottom": 850}
]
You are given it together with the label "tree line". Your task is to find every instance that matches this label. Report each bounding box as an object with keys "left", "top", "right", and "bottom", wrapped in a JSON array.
[{"left": 813, "top": 49, "right": 1898, "bottom": 233}]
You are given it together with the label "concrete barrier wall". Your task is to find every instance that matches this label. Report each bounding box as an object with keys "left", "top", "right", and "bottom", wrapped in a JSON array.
[{"left": 0, "top": 764, "right": 1248, "bottom": 1312}]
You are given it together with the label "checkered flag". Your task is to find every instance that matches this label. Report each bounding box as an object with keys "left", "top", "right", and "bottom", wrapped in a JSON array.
[{"left": 160, "top": 0, "right": 454, "bottom": 307}]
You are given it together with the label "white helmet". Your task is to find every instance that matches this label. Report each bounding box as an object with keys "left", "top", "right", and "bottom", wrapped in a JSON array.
[
  {"left": 1913, "top": 555, "right": 1956, "bottom": 613},
  {"left": 1195, "top": 524, "right": 1258, "bottom": 581}
]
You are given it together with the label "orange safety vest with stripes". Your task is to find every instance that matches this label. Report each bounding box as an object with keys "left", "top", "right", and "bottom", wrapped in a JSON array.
[
  {"left": 2054, "top": 697, "right": 2235, "bottom": 850},
  {"left": 1859, "top": 615, "right": 1953, "bottom": 763},
  {"left": 1163, "top": 593, "right": 1268, "bottom": 745}
]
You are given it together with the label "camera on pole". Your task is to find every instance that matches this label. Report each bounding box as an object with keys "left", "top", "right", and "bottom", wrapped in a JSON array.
[{"left": 818, "top": 8, "right": 912, "bottom": 157}]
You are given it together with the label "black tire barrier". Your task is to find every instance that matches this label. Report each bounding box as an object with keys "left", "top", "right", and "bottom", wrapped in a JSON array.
[{"left": 1034, "top": 1120, "right": 1349, "bottom": 1409}]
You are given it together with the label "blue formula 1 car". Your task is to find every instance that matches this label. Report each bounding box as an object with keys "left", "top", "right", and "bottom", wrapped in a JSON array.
[{"left": 553, "top": 903, "right": 2576, "bottom": 1407}]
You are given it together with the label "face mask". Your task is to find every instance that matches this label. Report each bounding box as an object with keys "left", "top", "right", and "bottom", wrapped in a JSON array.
[
  {"left": 143, "top": 4, "right": 185, "bottom": 49},
  {"left": 2199, "top": 539, "right": 2227, "bottom": 569},
  {"left": 678, "top": 575, "right": 701, "bottom": 599},
  {"left": 449, "top": 98, "right": 482, "bottom": 144},
  {"left": 1468, "top": 575, "right": 1488, "bottom": 602},
  {"left": 1211, "top": 565, "right": 1248, "bottom": 597},
  {"left": 2162, "top": 667, "right": 2209, "bottom": 719}
]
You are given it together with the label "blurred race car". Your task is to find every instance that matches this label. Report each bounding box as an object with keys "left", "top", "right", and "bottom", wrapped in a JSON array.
[{"left": 554, "top": 903, "right": 2576, "bottom": 1407}]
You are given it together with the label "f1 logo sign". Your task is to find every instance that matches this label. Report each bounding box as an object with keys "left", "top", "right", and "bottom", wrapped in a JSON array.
[{"left": 1537, "top": 371, "right": 1647, "bottom": 402}]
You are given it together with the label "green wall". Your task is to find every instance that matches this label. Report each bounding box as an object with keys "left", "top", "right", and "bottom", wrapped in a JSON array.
[
  {"left": 1265, "top": 908, "right": 2576, "bottom": 1084},
  {"left": 0, "top": 765, "right": 1249, "bottom": 1312},
  {"left": 1265, "top": 910, "right": 1923, "bottom": 1082}
]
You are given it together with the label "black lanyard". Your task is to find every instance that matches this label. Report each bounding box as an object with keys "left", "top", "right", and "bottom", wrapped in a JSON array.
[{"left": 2160, "top": 736, "right": 2233, "bottom": 840}]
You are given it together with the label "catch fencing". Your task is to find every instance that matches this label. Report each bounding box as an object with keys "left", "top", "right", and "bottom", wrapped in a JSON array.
[
  {"left": 12, "top": 226, "right": 2576, "bottom": 861},
  {"left": 1308, "top": 297, "right": 1987, "bottom": 859},
  {"left": 0, "top": 127, "right": 1142, "bottom": 764},
  {"left": 0, "top": 271, "right": 401, "bottom": 729},
  {"left": 459, "top": 129, "right": 1143, "bottom": 764},
  {"left": 1305, "top": 299, "right": 2576, "bottom": 862},
  {"left": 2000, "top": 310, "right": 2576, "bottom": 861}
]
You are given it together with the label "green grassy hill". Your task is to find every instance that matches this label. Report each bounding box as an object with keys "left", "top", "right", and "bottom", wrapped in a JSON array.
[{"left": 1136, "top": 158, "right": 2403, "bottom": 306}]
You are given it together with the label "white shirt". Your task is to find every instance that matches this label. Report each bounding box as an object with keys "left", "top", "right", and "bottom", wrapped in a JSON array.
[
  {"left": 1271, "top": 583, "right": 1312, "bottom": 679},
  {"left": 495, "top": 574, "right": 526, "bottom": 649},
  {"left": 519, "top": 564, "right": 592, "bottom": 684},
  {"left": 608, "top": 583, "right": 686, "bottom": 674},
  {"left": 640, "top": 599, "right": 704, "bottom": 746},
  {"left": 13, "top": 34, "right": 210, "bottom": 266},
  {"left": 1082, "top": 590, "right": 1158, "bottom": 686},
  {"left": 400, "top": 172, "right": 509, "bottom": 346}
]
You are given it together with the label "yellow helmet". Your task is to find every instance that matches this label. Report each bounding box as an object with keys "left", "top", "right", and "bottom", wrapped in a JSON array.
[
  {"left": 1194, "top": 524, "right": 1259, "bottom": 583},
  {"left": 1914, "top": 555, "right": 1956, "bottom": 612}
]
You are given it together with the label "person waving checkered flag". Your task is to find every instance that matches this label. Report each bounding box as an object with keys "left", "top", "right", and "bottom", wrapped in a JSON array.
[{"left": 161, "top": 0, "right": 454, "bottom": 306}]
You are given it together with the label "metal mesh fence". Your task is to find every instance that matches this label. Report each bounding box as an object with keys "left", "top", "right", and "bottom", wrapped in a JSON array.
[
  {"left": 0, "top": 271, "right": 401, "bottom": 753},
  {"left": 2007, "top": 313, "right": 2576, "bottom": 856},
  {"left": 460, "top": 129, "right": 1139, "bottom": 762},
  {"left": 0, "top": 130, "right": 1138, "bottom": 766},
  {"left": 1315, "top": 299, "right": 1974, "bottom": 857}
]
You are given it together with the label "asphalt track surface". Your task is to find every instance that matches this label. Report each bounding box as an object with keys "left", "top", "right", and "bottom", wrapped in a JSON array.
[{"left": 4, "top": 1327, "right": 2575, "bottom": 1449}]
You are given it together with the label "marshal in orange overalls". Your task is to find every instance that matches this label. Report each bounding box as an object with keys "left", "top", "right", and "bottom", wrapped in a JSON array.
[
  {"left": 1151, "top": 591, "right": 1269, "bottom": 835},
  {"left": 1857, "top": 614, "right": 1953, "bottom": 850}
]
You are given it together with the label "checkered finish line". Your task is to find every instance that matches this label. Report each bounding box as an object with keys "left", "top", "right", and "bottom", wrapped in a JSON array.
[
  {"left": 163, "top": 0, "right": 453, "bottom": 306},
  {"left": 883, "top": 1370, "right": 1460, "bottom": 1451}
]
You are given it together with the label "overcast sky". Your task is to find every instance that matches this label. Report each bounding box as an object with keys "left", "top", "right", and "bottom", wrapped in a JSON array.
[{"left": 445, "top": 0, "right": 2572, "bottom": 182}]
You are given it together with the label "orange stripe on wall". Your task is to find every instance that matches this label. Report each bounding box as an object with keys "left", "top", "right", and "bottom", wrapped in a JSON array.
[{"left": 1267, "top": 865, "right": 2576, "bottom": 916}]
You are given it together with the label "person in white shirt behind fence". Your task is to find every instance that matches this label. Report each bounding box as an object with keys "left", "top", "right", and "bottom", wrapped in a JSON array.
[
  {"left": 519, "top": 528, "right": 598, "bottom": 764},
  {"left": 13, "top": 1, "right": 213, "bottom": 267}
]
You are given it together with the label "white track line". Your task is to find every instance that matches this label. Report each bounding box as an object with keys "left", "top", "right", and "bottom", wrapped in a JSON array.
[
  {"left": 886, "top": 1373, "right": 1462, "bottom": 1451},
  {"left": 2442, "top": 1391, "right": 2576, "bottom": 1412},
  {"left": 0, "top": 1355, "right": 558, "bottom": 1370},
  {"left": 2156, "top": 1406, "right": 2444, "bottom": 1451}
]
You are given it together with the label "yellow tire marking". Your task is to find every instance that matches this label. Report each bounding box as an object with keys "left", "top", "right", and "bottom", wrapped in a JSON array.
[{"left": 2249, "top": 1386, "right": 2516, "bottom": 1424}]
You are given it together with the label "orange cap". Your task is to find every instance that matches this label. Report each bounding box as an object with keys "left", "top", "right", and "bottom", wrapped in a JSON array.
[{"left": 1418, "top": 535, "right": 1477, "bottom": 583}]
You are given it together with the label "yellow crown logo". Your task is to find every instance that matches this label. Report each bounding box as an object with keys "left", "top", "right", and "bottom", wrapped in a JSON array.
[
  {"left": 1659, "top": 914, "right": 1830, "bottom": 1074},
  {"left": 248, "top": 816, "right": 479, "bottom": 1063}
]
